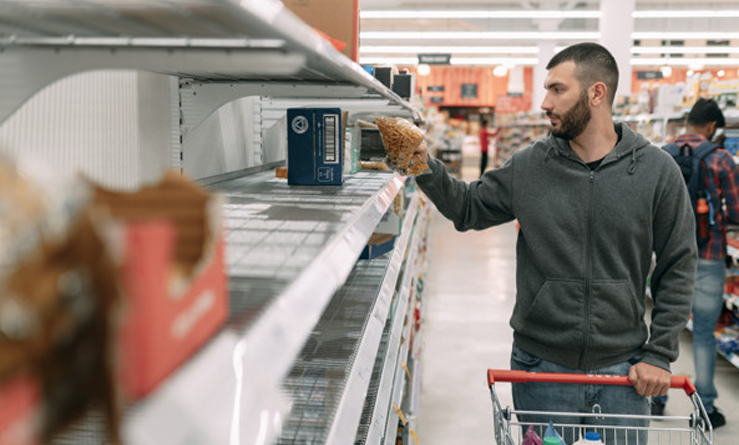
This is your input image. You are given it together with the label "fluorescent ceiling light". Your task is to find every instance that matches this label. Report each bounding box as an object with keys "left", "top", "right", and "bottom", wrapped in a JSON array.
[
  {"left": 634, "top": 10, "right": 739, "bottom": 18},
  {"left": 632, "top": 46, "right": 739, "bottom": 55},
  {"left": 631, "top": 58, "right": 739, "bottom": 66},
  {"left": 632, "top": 32, "right": 739, "bottom": 39},
  {"left": 358, "top": 56, "right": 539, "bottom": 66},
  {"left": 359, "top": 57, "right": 420, "bottom": 65},
  {"left": 451, "top": 57, "right": 539, "bottom": 65},
  {"left": 361, "top": 31, "right": 600, "bottom": 40},
  {"left": 360, "top": 45, "right": 540, "bottom": 54},
  {"left": 361, "top": 10, "right": 601, "bottom": 19}
]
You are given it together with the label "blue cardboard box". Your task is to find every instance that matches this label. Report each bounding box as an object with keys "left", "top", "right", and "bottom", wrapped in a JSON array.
[
  {"left": 287, "top": 108, "right": 343, "bottom": 185},
  {"left": 359, "top": 233, "right": 396, "bottom": 260}
]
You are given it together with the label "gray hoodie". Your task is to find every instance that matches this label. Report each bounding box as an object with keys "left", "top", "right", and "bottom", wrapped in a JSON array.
[{"left": 416, "top": 123, "right": 696, "bottom": 371}]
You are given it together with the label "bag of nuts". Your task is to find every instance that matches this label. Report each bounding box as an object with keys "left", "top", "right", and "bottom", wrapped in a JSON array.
[{"left": 374, "top": 117, "right": 429, "bottom": 175}]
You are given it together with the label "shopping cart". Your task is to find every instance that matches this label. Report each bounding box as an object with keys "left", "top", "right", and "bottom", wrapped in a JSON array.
[{"left": 487, "top": 370, "right": 713, "bottom": 445}]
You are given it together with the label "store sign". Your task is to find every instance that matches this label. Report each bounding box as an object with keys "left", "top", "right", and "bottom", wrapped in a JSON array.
[
  {"left": 461, "top": 83, "right": 478, "bottom": 99},
  {"left": 637, "top": 71, "right": 664, "bottom": 80},
  {"left": 418, "top": 54, "right": 451, "bottom": 65}
]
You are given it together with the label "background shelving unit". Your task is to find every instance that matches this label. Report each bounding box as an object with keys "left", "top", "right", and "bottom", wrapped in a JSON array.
[{"left": 0, "top": 1, "right": 428, "bottom": 445}]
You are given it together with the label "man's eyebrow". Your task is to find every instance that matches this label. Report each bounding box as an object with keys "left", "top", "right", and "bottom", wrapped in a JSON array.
[{"left": 545, "top": 81, "right": 565, "bottom": 90}]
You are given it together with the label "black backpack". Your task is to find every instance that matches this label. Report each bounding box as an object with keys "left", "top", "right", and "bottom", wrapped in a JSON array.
[{"left": 663, "top": 141, "right": 718, "bottom": 249}]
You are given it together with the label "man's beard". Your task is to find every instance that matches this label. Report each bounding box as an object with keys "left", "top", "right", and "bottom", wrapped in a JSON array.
[{"left": 548, "top": 91, "right": 591, "bottom": 140}]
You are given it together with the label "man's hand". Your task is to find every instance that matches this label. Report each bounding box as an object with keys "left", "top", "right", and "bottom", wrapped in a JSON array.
[
  {"left": 628, "top": 362, "right": 671, "bottom": 396},
  {"left": 414, "top": 140, "right": 430, "bottom": 163}
]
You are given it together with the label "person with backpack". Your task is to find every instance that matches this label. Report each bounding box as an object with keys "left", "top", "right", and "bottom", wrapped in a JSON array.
[
  {"left": 652, "top": 98, "right": 739, "bottom": 428},
  {"left": 408, "top": 43, "right": 697, "bottom": 445}
]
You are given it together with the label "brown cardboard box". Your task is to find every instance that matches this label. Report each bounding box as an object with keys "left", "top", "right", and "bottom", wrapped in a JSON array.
[{"left": 282, "top": 0, "right": 359, "bottom": 62}]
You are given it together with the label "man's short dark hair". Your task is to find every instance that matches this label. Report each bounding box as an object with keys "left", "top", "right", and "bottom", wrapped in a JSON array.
[
  {"left": 546, "top": 42, "right": 619, "bottom": 106},
  {"left": 687, "top": 98, "right": 726, "bottom": 128}
]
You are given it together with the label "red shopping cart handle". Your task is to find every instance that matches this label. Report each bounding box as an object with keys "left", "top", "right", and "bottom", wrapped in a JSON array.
[{"left": 487, "top": 369, "right": 697, "bottom": 396}]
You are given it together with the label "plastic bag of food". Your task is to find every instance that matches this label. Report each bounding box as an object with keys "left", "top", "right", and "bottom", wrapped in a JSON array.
[
  {"left": 522, "top": 424, "right": 543, "bottom": 445},
  {"left": 374, "top": 116, "right": 428, "bottom": 175},
  {"left": 544, "top": 420, "right": 566, "bottom": 445}
]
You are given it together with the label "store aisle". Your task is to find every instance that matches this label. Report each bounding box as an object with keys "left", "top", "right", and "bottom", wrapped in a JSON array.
[{"left": 416, "top": 162, "right": 739, "bottom": 444}]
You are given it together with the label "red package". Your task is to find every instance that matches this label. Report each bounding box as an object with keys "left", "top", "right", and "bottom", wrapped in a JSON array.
[
  {"left": 117, "top": 220, "right": 228, "bottom": 399},
  {"left": 0, "top": 373, "right": 40, "bottom": 445}
]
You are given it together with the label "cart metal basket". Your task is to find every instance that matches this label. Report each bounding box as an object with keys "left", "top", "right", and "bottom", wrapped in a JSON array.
[{"left": 487, "top": 370, "right": 713, "bottom": 445}]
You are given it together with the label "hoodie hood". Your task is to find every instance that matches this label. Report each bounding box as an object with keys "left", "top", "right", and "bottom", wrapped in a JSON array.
[{"left": 545, "top": 122, "right": 652, "bottom": 174}]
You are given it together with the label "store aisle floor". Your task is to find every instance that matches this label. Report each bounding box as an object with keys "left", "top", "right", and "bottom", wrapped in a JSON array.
[{"left": 416, "top": 161, "right": 739, "bottom": 445}]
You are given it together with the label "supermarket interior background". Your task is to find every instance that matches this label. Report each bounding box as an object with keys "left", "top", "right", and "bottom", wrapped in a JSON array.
[{"left": 1, "top": 0, "right": 739, "bottom": 444}]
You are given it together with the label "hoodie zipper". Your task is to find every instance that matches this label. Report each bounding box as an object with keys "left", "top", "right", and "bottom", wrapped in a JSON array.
[{"left": 579, "top": 170, "right": 596, "bottom": 368}]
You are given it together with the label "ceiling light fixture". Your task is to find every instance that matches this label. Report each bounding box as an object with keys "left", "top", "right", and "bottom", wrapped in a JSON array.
[
  {"left": 632, "top": 32, "right": 739, "bottom": 39},
  {"left": 361, "top": 10, "right": 601, "bottom": 19},
  {"left": 358, "top": 56, "right": 540, "bottom": 66},
  {"left": 631, "top": 58, "right": 739, "bottom": 66},
  {"left": 452, "top": 57, "right": 539, "bottom": 66},
  {"left": 634, "top": 10, "right": 739, "bottom": 18},
  {"left": 359, "top": 57, "right": 419, "bottom": 65},
  {"left": 493, "top": 66, "right": 509, "bottom": 77},
  {"left": 361, "top": 31, "right": 600, "bottom": 40},
  {"left": 631, "top": 46, "right": 739, "bottom": 55},
  {"left": 360, "top": 45, "right": 540, "bottom": 54}
]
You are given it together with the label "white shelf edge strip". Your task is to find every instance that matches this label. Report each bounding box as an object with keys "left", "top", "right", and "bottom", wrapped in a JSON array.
[
  {"left": 325, "top": 192, "right": 420, "bottom": 444},
  {"left": 364, "top": 212, "right": 425, "bottom": 445},
  {"left": 235, "top": 175, "right": 404, "bottom": 444}
]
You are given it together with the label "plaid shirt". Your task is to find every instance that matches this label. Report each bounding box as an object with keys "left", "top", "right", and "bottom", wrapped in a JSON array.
[{"left": 671, "top": 133, "right": 739, "bottom": 260}]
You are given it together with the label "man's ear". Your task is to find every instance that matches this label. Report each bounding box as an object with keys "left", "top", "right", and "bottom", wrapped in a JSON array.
[
  {"left": 590, "top": 82, "right": 608, "bottom": 106},
  {"left": 709, "top": 121, "right": 717, "bottom": 134}
]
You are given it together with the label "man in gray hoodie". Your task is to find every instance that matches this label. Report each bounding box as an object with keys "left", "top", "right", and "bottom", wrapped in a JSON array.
[{"left": 412, "top": 43, "right": 696, "bottom": 444}]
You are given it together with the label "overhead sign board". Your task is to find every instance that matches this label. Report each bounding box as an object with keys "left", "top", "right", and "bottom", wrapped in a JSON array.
[{"left": 418, "top": 54, "right": 451, "bottom": 65}]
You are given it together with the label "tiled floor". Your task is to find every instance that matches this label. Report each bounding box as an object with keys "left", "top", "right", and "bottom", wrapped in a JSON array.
[{"left": 416, "top": 160, "right": 739, "bottom": 444}]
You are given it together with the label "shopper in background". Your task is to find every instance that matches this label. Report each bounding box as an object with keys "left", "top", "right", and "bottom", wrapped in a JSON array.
[
  {"left": 412, "top": 42, "right": 696, "bottom": 445},
  {"left": 651, "top": 98, "right": 738, "bottom": 428},
  {"left": 479, "top": 118, "right": 498, "bottom": 177}
]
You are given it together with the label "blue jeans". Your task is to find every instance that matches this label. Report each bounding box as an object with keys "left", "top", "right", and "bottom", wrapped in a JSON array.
[
  {"left": 511, "top": 344, "right": 649, "bottom": 445},
  {"left": 691, "top": 258, "right": 725, "bottom": 413},
  {"left": 653, "top": 259, "right": 725, "bottom": 413}
]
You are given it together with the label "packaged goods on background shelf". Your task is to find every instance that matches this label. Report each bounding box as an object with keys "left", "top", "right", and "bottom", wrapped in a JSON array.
[
  {"left": 717, "top": 325, "right": 739, "bottom": 358},
  {"left": 495, "top": 111, "right": 549, "bottom": 166}
]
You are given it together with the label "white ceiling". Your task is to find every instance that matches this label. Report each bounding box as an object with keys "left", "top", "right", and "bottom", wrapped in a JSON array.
[{"left": 356, "top": 1, "right": 739, "bottom": 68}]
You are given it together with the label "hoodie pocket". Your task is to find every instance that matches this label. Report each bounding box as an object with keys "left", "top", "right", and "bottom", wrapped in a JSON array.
[
  {"left": 512, "top": 279, "right": 584, "bottom": 346},
  {"left": 589, "top": 280, "right": 646, "bottom": 350}
]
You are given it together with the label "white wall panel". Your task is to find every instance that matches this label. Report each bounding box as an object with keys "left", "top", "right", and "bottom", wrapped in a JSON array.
[
  {"left": 182, "top": 96, "right": 262, "bottom": 181},
  {"left": 0, "top": 70, "right": 174, "bottom": 191}
]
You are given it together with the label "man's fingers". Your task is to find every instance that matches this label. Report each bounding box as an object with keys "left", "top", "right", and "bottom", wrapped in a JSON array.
[
  {"left": 628, "top": 365, "right": 639, "bottom": 386},
  {"left": 629, "top": 363, "right": 672, "bottom": 396}
]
